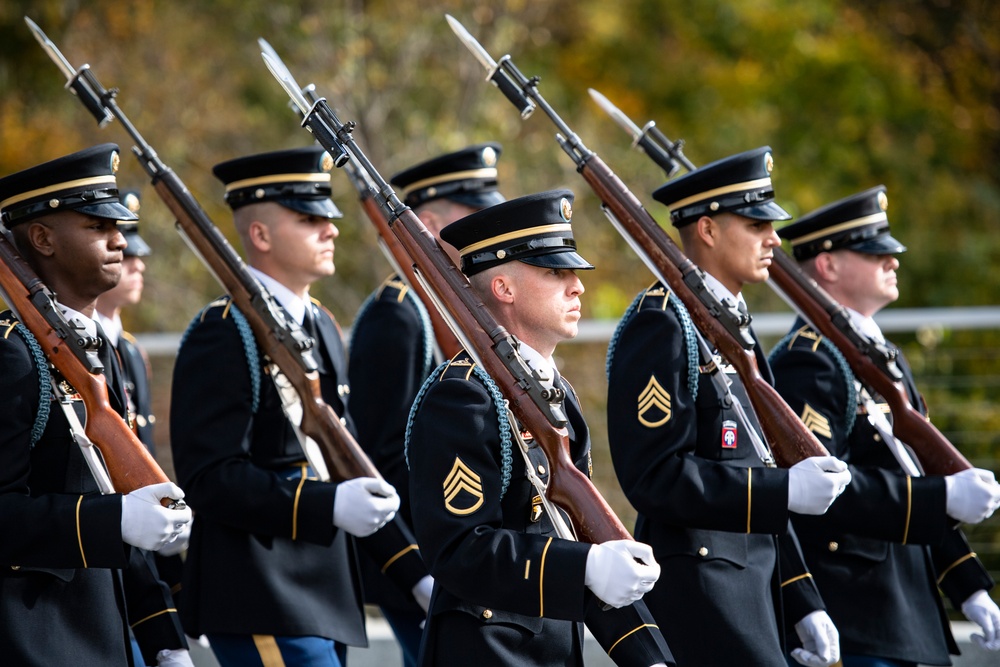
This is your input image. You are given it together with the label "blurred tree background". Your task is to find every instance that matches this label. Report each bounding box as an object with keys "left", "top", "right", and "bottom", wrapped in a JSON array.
[{"left": 2, "top": 0, "right": 998, "bottom": 596}]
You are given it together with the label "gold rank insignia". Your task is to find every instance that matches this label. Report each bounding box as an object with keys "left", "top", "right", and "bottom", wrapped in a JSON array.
[
  {"left": 638, "top": 375, "right": 672, "bottom": 428},
  {"left": 800, "top": 404, "right": 832, "bottom": 439},
  {"left": 443, "top": 456, "right": 484, "bottom": 516}
]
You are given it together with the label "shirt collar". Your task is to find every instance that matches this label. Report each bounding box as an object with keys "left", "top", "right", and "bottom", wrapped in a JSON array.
[
  {"left": 95, "top": 311, "right": 123, "bottom": 346},
  {"left": 846, "top": 307, "right": 885, "bottom": 343},
  {"left": 249, "top": 266, "right": 310, "bottom": 325},
  {"left": 702, "top": 271, "right": 748, "bottom": 316},
  {"left": 517, "top": 340, "right": 559, "bottom": 390}
]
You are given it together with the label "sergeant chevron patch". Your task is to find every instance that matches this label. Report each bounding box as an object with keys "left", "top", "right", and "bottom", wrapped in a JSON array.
[
  {"left": 638, "top": 375, "right": 672, "bottom": 428},
  {"left": 443, "top": 456, "right": 485, "bottom": 516},
  {"left": 800, "top": 404, "right": 832, "bottom": 439}
]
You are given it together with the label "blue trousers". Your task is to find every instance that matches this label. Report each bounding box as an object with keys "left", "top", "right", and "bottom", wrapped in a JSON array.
[
  {"left": 381, "top": 607, "right": 425, "bottom": 667},
  {"left": 207, "top": 633, "right": 347, "bottom": 667},
  {"left": 787, "top": 654, "right": 916, "bottom": 667}
]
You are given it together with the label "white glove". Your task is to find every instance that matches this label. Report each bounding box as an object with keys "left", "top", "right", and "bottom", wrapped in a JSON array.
[
  {"left": 585, "top": 539, "right": 660, "bottom": 608},
  {"left": 945, "top": 468, "right": 1000, "bottom": 524},
  {"left": 157, "top": 518, "right": 191, "bottom": 557},
  {"left": 961, "top": 589, "right": 1000, "bottom": 651},
  {"left": 411, "top": 574, "right": 434, "bottom": 613},
  {"left": 332, "top": 477, "right": 399, "bottom": 537},
  {"left": 156, "top": 648, "right": 195, "bottom": 667},
  {"left": 121, "top": 482, "right": 192, "bottom": 551},
  {"left": 788, "top": 456, "right": 852, "bottom": 515},
  {"left": 790, "top": 610, "right": 840, "bottom": 666}
]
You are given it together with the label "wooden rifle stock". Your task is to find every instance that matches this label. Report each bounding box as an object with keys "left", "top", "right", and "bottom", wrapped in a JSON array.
[
  {"left": 578, "top": 154, "right": 829, "bottom": 467},
  {"left": 768, "top": 250, "right": 971, "bottom": 474},
  {"left": 387, "top": 206, "right": 631, "bottom": 543},
  {"left": 346, "top": 168, "right": 463, "bottom": 359},
  {"left": 148, "top": 172, "right": 380, "bottom": 483},
  {"left": 259, "top": 45, "right": 630, "bottom": 544},
  {"left": 0, "top": 232, "right": 171, "bottom": 496}
]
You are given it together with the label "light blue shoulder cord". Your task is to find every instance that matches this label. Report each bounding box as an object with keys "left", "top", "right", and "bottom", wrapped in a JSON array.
[
  {"left": 769, "top": 332, "right": 857, "bottom": 437},
  {"left": 405, "top": 361, "right": 513, "bottom": 499},
  {"left": 606, "top": 288, "right": 700, "bottom": 399},
  {"left": 354, "top": 285, "right": 435, "bottom": 379},
  {"left": 179, "top": 301, "right": 262, "bottom": 414},
  {"left": 11, "top": 323, "right": 52, "bottom": 447}
]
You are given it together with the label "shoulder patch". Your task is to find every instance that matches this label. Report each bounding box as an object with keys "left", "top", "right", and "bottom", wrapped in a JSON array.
[
  {"left": 443, "top": 456, "right": 485, "bottom": 516},
  {"left": 800, "top": 404, "right": 832, "bottom": 439},
  {"left": 638, "top": 375, "right": 672, "bottom": 428}
]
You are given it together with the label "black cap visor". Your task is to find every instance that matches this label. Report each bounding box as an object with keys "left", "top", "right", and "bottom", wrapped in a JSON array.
[
  {"left": 276, "top": 197, "right": 342, "bottom": 219},
  {"left": 78, "top": 201, "right": 140, "bottom": 222},
  {"left": 845, "top": 233, "right": 907, "bottom": 256},
  {"left": 122, "top": 232, "right": 152, "bottom": 257},
  {"left": 519, "top": 249, "right": 595, "bottom": 271},
  {"left": 730, "top": 200, "right": 791, "bottom": 222}
]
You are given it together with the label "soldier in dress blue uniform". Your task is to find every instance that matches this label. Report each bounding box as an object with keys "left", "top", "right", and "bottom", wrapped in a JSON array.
[
  {"left": 95, "top": 194, "right": 191, "bottom": 663},
  {"left": 0, "top": 144, "right": 193, "bottom": 666},
  {"left": 348, "top": 143, "right": 505, "bottom": 666},
  {"left": 606, "top": 147, "right": 853, "bottom": 666},
  {"left": 770, "top": 187, "right": 1000, "bottom": 666},
  {"left": 170, "top": 146, "right": 420, "bottom": 667},
  {"left": 406, "top": 189, "right": 675, "bottom": 667},
  {"left": 97, "top": 193, "right": 158, "bottom": 454}
]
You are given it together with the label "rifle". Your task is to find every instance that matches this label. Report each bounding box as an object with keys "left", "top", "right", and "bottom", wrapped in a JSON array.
[
  {"left": 0, "top": 231, "right": 179, "bottom": 504},
  {"left": 260, "top": 47, "right": 632, "bottom": 545},
  {"left": 26, "top": 17, "right": 381, "bottom": 484},
  {"left": 257, "top": 39, "right": 463, "bottom": 360},
  {"left": 588, "top": 88, "right": 972, "bottom": 477},
  {"left": 446, "top": 15, "right": 827, "bottom": 467}
]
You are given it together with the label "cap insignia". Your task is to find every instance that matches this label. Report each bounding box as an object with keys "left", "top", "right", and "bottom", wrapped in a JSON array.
[
  {"left": 482, "top": 146, "right": 497, "bottom": 167},
  {"left": 559, "top": 197, "right": 572, "bottom": 222},
  {"left": 320, "top": 151, "right": 334, "bottom": 173},
  {"left": 123, "top": 192, "right": 141, "bottom": 213},
  {"left": 764, "top": 152, "right": 774, "bottom": 174},
  {"left": 110, "top": 151, "right": 120, "bottom": 174},
  {"left": 878, "top": 191, "right": 888, "bottom": 211}
]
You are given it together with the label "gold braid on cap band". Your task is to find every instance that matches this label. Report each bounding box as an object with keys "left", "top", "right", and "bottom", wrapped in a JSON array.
[
  {"left": 665, "top": 177, "right": 773, "bottom": 211},
  {"left": 789, "top": 212, "right": 889, "bottom": 246},
  {"left": 0, "top": 176, "right": 117, "bottom": 210},
  {"left": 459, "top": 223, "right": 572, "bottom": 255},
  {"left": 402, "top": 168, "right": 498, "bottom": 197},
  {"left": 224, "top": 172, "right": 331, "bottom": 193}
]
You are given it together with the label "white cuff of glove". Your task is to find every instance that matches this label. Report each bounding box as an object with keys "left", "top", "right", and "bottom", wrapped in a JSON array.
[
  {"left": 790, "top": 610, "right": 840, "bottom": 667},
  {"left": 121, "top": 482, "right": 191, "bottom": 551},
  {"left": 411, "top": 575, "right": 434, "bottom": 613},
  {"left": 945, "top": 468, "right": 1000, "bottom": 525},
  {"left": 156, "top": 648, "right": 195, "bottom": 667},
  {"left": 332, "top": 477, "right": 399, "bottom": 537},
  {"left": 584, "top": 540, "right": 659, "bottom": 609},
  {"left": 788, "top": 456, "right": 852, "bottom": 515},
  {"left": 961, "top": 589, "right": 1000, "bottom": 651}
]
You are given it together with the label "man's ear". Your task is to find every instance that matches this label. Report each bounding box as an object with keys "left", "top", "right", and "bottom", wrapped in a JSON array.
[
  {"left": 813, "top": 252, "right": 838, "bottom": 283},
  {"left": 247, "top": 220, "right": 271, "bottom": 252},
  {"left": 693, "top": 215, "right": 718, "bottom": 248},
  {"left": 25, "top": 221, "right": 56, "bottom": 257},
  {"left": 491, "top": 272, "right": 516, "bottom": 304}
]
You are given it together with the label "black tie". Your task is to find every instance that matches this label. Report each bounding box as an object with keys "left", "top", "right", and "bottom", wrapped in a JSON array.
[
  {"left": 302, "top": 305, "right": 327, "bottom": 374},
  {"left": 94, "top": 321, "right": 126, "bottom": 417}
]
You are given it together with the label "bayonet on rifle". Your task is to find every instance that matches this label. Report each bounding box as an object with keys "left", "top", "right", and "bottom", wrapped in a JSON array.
[
  {"left": 449, "top": 15, "right": 829, "bottom": 465},
  {"left": 591, "top": 87, "right": 971, "bottom": 475}
]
